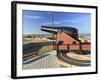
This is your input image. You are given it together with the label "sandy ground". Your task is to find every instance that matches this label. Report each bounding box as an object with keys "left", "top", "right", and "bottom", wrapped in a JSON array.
[
  {"left": 66, "top": 52, "right": 90, "bottom": 60},
  {"left": 23, "top": 51, "right": 91, "bottom": 70}
]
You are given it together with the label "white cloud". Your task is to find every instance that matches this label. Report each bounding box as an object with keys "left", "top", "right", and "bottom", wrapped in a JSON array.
[
  {"left": 42, "top": 22, "right": 52, "bottom": 25},
  {"left": 25, "top": 15, "right": 42, "bottom": 19},
  {"left": 42, "top": 17, "right": 88, "bottom": 26},
  {"left": 42, "top": 21, "right": 60, "bottom": 25},
  {"left": 53, "top": 21, "right": 60, "bottom": 24},
  {"left": 61, "top": 17, "right": 89, "bottom": 24},
  {"left": 61, "top": 19, "right": 80, "bottom": 23}
]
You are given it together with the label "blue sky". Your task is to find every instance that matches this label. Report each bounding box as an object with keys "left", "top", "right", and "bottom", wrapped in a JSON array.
[{"left": 23, "top": 10, "right": 91, "bottom": 34}]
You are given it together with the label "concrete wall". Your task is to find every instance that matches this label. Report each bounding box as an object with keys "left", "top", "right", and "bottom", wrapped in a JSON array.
[
  {"left": 58, "top": 44, "right": 90, "bottom": 50},
  {"left": 56, "top": 32, "right": 90, "bottom": 50},
  {"left": 57, "top": 32, "right": 79, "bottom": 44}
]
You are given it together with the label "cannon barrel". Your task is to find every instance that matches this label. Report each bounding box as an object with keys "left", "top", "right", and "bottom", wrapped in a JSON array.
[{"left": 41, "top": 26, "right": 78, "bottom": 39}]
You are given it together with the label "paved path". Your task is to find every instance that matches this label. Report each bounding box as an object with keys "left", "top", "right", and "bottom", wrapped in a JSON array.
[
  {"left": 57, "top": 51, "right": 91, "bottom": 66},
  {"left": 23, "top": 51, "right": 60, "bottom": 69},
  {"left": 23, "top": 54, "right": 50, "bottom": 64}
]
